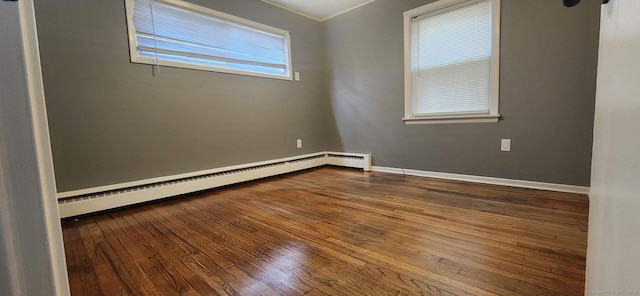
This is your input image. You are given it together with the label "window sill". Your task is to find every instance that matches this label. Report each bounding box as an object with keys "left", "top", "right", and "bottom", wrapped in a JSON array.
[
  {"left": 403, "top": 114, "right": 500, "bottom": 124},
  {"left": 130, "top": 57, "right": 292, "bottom": 81}
]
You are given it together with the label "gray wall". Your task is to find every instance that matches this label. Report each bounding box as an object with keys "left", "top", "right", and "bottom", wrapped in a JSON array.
[
  {"left": 36, "top": 0, "right": 601, "bottom": 191},
  {"left": 34, "top": 0, "right": 328, "bottom": 192},
  {"left": 323, "top": 0, "right": 600, "bottom": 186}
]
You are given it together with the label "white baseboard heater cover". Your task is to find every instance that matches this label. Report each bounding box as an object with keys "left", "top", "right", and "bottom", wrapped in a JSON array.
[{"left": 58, "top": 152, "right": 371, "bottom": 218}]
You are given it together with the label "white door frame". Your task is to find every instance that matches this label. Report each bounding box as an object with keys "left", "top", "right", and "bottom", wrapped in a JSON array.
[{"left": 0, "top": 0, "right": 70, "bottom": 294}]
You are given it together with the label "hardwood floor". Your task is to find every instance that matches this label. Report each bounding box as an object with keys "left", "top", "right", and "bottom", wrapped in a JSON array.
[{"left": 62, "top": 167, "right": 589, "bottom": 295}]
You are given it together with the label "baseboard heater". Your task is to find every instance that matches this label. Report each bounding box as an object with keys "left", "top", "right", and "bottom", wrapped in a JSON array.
[{"left": 57, "top": 152, "right": 371, "bottom": 218}]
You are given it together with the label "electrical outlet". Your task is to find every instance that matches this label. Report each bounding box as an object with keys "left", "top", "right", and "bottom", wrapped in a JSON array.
[
  {"left": 501, "top": 139, "right": 511, "bottom": 152},
  {"left": 296, "top": 139, "right": 302, "bottom": 148},
  {"left": 294, "top": 72, "right": 300, "bottom": 81}
]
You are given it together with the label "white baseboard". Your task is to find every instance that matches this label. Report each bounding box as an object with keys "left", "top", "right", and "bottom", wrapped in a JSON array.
[
  {"left": 371, "top": 166, "right": 590, "bottom": 195},
  {"left": 58, "top": 154, "right": 589, "bottom": 218},
  {"left": 57, "top": 152, "right": 371, "bottom": 218},
  {"left": 57, "top": 152, "right": 324, "bottom": 199},
  {"left": 326, "top": 152, "right": 372, "bottom": 171}
]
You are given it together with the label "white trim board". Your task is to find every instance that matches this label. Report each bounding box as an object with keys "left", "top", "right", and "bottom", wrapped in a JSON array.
[
  {"left": 58, "top": 153, "right": 589, "bottom": 219},
  {"left": 260, "top": 0, "right": 376, "bottom": 22},
  {"left": 57, "top": 152, "right": 371, "bottom": 218},
  {"left": 18, "top": 0, "right": 71, "bottom": 294},
  {"left": 59, "top": 152, "right": 324, "bottom": 199},
  {"left": 57, "top": 151, "right": 370, "bottom": 199},
  {"left": 372, "top": 166, "right": 590, "bottom": 195}
]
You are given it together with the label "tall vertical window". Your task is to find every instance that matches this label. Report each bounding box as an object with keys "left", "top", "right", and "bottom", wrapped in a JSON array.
[
  {"left": 125, "top": 0, "right": 292, "bottom": 80},
  {"left": 403, "top": 0, "right": 501, "bottom": 124}
]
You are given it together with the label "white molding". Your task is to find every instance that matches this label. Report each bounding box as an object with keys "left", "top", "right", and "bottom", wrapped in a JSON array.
[
  {"left": 370, "top": 166, "right": 405, "bottom": 175},
  {"left": 58, "top": 156, "right": 327, "bottom": 218},
  {"left": 403, "top": 114, "right": 500, "bottom": 124},
  {"left": 490, "top": 0, "right": 501, "bottom": 114},
  {"left": 403, "top": 0, "right": 501, "bottom": 124},
  {"left": 58, "top": 151, "right": 371, "bottom": 199},
  {"left": 372, "top": 166, "right": 590, "bottom": 195},
  {"left": 124, "top": 0, "right": 293, "bottom": 81},
  {"left": 57, "top": 152, "right": 371, "bottom": 218},
  {"left": 260, "top": 0, "right": 376, "bottom": 22},
  {"left": 18, "top": 0, "right": 70, "bottom": 295},
  {"left": 58, "top": 152, "right": 325, "bottom": 199},
  {"left": 326, "top": 152, "right": 371, "bottom": 171},
  {"left": 260, "top": 0, "right": 324, "bottom": 22},
  {"left": 320, "top": 0, "right": 376, "bottom": 22}
]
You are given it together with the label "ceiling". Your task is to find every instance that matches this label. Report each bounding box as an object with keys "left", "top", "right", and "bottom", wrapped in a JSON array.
[{"left": 261, "top": 0, "right": 376, "bottom": 22}]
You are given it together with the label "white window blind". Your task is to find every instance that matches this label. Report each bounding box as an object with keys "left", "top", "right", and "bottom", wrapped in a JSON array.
[
  {"left": 404, "top": 0, "right": 500, "bottom": 123},
  {"left": 126, "top": 0, "right": 292, "bottom": 79}
]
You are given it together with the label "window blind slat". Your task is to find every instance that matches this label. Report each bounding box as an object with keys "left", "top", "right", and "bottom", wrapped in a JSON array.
[
  {"left": 130, "top": 0, "right": 290, "bottom": 77},
  {"left": 410, "top": 0, "right": 492, "bottom": 116}
]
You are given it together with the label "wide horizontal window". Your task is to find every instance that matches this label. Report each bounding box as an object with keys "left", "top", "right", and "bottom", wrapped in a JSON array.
[
  {"left": 403, "top": 0, "right": 501, "bottom": 124},
  {"left": 125, "top": 0, "right": 292, "bottom": 80}
]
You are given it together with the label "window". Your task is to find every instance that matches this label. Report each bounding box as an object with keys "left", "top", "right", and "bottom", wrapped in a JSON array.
[
  {"left": 403, "top": 0, "right": 500, "bottom": 124},
  {"left": 125, "top": 0, "right": 292, "bottom": 80}
]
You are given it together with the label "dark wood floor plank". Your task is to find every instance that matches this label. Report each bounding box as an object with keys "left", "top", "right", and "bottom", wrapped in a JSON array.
[
  {"left": 62, "top": 167, "right": 588, "bottom": 295},
  {"left": 62, "top": 224, "right": 105, "bottom": 296},
  {"left": 105, "top": 211, "right": 201, "bottom": 296},
  {"left": 150, "top": 202, "right": 316, "bottom": 295},
  {"left": 80, "top": 218, "right": 137, "bottom": 296},
  {"left": 220, "top": 195, "right": 501, "bottom": 295},
  {"left": 92, "top": 215, "right": 162, "bottom": 296},
  {"left": 244, "top": 181, "right": 585, "bottom": 286},
  {"left": 121, "top": 207, "right": 235, "bottom": 295},
  {"left": 275, "top": 176, "right": 587, "bottom": 250},
  {"left": 152, "top": 183, "right": 477, "bottom": 296}
]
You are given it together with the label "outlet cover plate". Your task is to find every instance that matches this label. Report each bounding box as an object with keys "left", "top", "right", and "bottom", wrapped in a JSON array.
[{"left": 501, "top": 139, "right": 511, "bottom": 152}]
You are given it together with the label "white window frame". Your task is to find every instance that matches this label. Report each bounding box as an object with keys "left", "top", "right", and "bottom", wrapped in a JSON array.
[
  {"left": 124, "top": 0, "right": 293, "bottom": 80},
  {"left": 403, "top": 0, "right": 501, "bottom": 124}
]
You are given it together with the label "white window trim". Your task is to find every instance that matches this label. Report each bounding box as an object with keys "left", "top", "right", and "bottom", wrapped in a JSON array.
[
  {"left": 124, "top": 0, "right": 293, "bottom": 80},
  {"left": 403, "top": 0, "right": 501, "bottom": 124}
]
